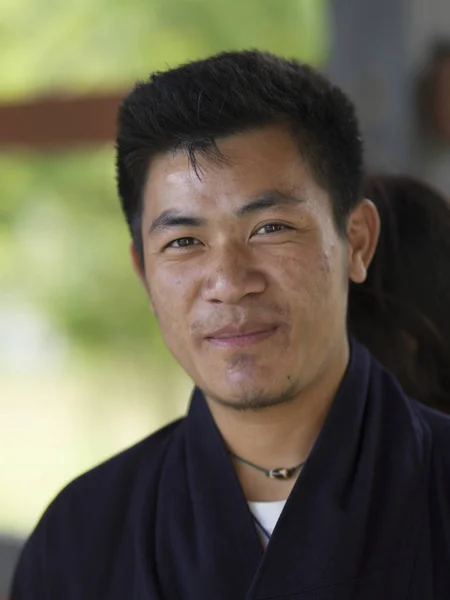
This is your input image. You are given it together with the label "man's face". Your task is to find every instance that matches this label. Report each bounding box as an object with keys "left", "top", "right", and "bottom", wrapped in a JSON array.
[{"left": 137, "top": 125, "right": 369, "bottom": 409}]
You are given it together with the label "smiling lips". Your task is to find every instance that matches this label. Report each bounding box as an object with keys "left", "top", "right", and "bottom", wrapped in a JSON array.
[{"left": 205, "top": 323, "right": 279, "bottom": 349}]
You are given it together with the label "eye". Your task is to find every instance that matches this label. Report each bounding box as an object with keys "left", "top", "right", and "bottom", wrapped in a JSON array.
[
  {"left": 254, "top": 223, "right": 292, "bottom": 235},
  {"left": 166, "top": 237, "right": 201, "bottom": 249}
]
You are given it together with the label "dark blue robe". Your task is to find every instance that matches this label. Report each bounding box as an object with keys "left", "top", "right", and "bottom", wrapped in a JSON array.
[{"left": 10, "top": 342, "right": 450, "bottom": 599}]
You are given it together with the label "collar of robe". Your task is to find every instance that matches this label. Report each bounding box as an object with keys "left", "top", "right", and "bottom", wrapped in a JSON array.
[{"left": 149, "top": 340, "right": 432, "bottom": 600}]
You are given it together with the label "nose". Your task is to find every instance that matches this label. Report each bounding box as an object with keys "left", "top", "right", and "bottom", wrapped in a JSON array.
[{"left": 201, "top": 244, "right": 267, "bottom": 305}]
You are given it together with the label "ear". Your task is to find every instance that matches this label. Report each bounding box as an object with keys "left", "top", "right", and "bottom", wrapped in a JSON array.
[
  {"left": 130, "top": 242, "right": 155, "bottom": 313},
  {"left": 130, "top": 242, "right": 145, "bottom": 282},
  {"left": 347, "top": 199, "right": 380, "bottom": 284}
]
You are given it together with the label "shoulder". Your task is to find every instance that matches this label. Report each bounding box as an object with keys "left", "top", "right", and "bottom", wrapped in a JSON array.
[
  {"left": 414, "top": 403, "right": 450, "bottom": 462},
  {"left": 369, "top": 351, "right": 450, "bottom": 465},
  {"left": 370, "top": 351, "right": 450, "bottom": 474},
  {"left": 412, "top": 400, "right": 450, "bottom": 442},
  {"left": 26, "top": 419, "right": 181, "bottom": 539},
  {"left": 10, "top": 418, "right": 184, "bottom": 598},
  {"left": 49, "top": 416, "right": 183, "bottom": 520}
]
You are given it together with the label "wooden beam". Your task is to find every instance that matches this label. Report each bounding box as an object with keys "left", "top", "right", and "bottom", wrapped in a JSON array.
[{"left": 0, "top": 92, "right": 125, "bottom": 150}]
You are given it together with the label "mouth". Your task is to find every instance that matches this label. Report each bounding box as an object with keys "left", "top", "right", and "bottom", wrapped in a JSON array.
[{"left": 205, "top": 326, "right": 279, "bottom": 349}]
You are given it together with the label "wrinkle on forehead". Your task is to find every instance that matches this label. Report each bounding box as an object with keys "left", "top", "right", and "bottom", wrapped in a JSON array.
[
  {"left": 143, "top": 125, "right": 331, "bottom": 228},
  {"left": 148, "top": 157, "right": 311, "bottom": 207}
]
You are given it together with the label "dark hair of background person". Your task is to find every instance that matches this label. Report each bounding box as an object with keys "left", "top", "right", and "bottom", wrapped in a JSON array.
[
  {"left": 115, "top": 50, "right": 364, "bottom": 269},
  {"left": 348, "top": 174, "right": 450, "bottom": 412}
]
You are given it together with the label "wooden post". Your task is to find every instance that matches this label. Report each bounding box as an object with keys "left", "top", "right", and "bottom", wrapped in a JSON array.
[{"left": 326, "top": 0, "right": 414, "bottom": 173}]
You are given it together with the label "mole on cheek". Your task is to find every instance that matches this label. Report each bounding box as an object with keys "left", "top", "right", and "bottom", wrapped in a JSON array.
[{"left": 318, "top": 255, "right": 332, "bottom": 274}]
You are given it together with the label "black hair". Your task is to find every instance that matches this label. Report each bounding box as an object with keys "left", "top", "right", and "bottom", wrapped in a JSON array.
[
  {"left": 116, "top": 50, "right": 364, "bottom": 267},
  {"left": 348, "top": 174, "right": 450, "bottom": 412}
]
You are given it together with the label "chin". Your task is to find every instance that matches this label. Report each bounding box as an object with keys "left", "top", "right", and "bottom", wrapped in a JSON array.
[{"left": 205, "top": 377, "right": 299, "bottom": 412}]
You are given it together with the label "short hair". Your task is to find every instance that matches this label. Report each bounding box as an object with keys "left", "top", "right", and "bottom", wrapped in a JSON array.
[
  {"left": 116, "top": 50, "right": 364, "bottom": 267},
  {"left": 348, "top": 174, "right": 450, "bottom": 412}
]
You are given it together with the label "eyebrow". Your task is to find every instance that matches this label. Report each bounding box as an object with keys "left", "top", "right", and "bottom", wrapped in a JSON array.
[
  {"left": 235, "top": 189, "right": 305, "bottom": 217},
  {"left": 147, "top": 189, "right": 305, "bottom": 237},
  {"left": 147, "top": 212, "right": 205, "bottom": 236}
]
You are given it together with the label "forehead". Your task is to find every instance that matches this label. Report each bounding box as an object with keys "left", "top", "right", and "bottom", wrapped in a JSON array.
[{"left": 143, "top": 125, "right": 324, "bottom": 216}]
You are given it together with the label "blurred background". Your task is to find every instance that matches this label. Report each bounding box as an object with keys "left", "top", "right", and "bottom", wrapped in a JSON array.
[{"left": 1, "top": 0, "right": 449, "bottom": 595}]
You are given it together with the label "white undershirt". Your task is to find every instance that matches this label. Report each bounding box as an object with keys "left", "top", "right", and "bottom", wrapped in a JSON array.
[{"left": 248, "top": 499, "right": 287, "bottom": 547}]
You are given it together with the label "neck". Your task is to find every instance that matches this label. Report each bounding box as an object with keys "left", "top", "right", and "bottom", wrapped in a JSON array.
[{"left": 206, "top": 340, "right": 349, "bottom": 502}]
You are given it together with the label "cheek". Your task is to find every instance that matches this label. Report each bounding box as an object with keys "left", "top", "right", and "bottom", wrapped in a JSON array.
[
  {"left": 276, "top": 239, "right": 346, "bottom": 320},
  {"left": 147, "top": 266, "right": 196, "bottom": 335},
  {"left": 279, "top": 242, "right": 338, "bottom": 292}
]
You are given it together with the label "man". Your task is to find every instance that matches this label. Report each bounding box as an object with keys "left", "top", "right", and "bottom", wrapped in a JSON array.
[{"left": 11, "top": 51, "right": 450, "bottom": 599}]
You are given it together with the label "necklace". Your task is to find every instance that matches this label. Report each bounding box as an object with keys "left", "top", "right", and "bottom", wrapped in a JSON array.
[{"left": 229, "top": 452, "right": 306, "bottom": 479}]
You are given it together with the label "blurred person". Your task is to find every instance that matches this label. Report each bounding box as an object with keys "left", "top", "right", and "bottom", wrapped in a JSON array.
[
  {"left": 11, "top": 51, "right": 450, "bottom": 599},
  {"left": 349, "top": 174, "right": 450, "bottom": 413}
]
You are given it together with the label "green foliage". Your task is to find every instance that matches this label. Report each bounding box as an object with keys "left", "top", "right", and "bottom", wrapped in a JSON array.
[
  {"left": 0, "top": 0, "right": 328, "bottom": 98},
  {"left": 0, "top": 149, "right": 162, "bottom": 357}
]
